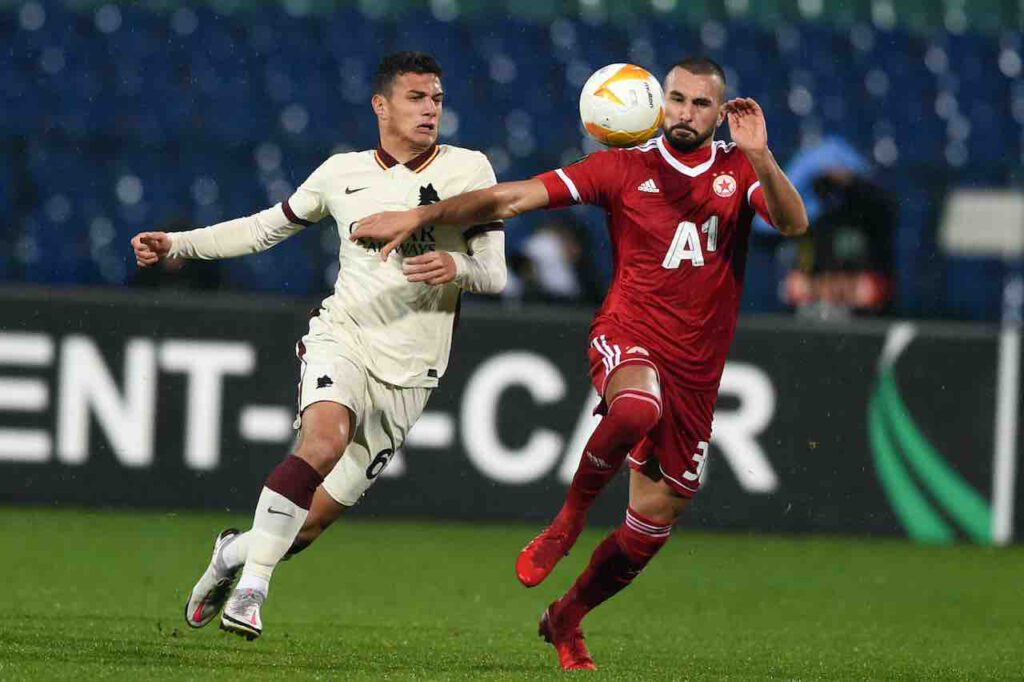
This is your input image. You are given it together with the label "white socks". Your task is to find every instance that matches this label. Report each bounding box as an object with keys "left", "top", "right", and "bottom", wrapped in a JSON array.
[
  {"left": 219, "top": 531, "right": 250, "bottom": 570},
  {"left": 238, "top": 487, "right": 309, "bottom": 595}
]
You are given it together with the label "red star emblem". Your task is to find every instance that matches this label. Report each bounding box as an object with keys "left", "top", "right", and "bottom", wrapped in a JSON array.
[{"left": 713, "top": 174, "right": 736, "bottom": 197}]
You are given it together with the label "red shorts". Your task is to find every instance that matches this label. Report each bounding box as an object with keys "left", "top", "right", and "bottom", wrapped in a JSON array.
[{"left": 588, "top": 328, "right": 716, "bottom": 498}]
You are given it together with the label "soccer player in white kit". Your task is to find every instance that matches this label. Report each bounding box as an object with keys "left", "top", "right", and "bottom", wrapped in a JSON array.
[{"left": 131, "top": 52, "right": 507, "bottom": 640}]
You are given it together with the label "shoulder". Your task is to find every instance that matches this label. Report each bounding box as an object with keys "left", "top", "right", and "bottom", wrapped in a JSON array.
[
  {"left": 438, "top": 144, "right": 492, "bottom": 169},
  {"left": 714, "top": 141, "right": 752, "bottom": 168},
  {"left": 308, "top": 151, "right": 372, "bottom": 177},
  {"left": 321, "top": 150, "right": 374, "bottom": 170},
  {"left": 592, "top": 139, "right": 660, "bottom": 167},
  {"left": 568, "top": 141, "right": 656, "bottom": 170}
]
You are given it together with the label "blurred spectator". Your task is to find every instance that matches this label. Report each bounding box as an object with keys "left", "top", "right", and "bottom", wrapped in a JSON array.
[
  {"left": 784, "top": 168, "right": 897, "bottom": 318},
  {"left": 505, "top": 217, "right": 605, "bottom": 305},
  {"left": 130, "top": 217, "right": 222, "bottom": 291},
  {"left": 759, "top": 137, "right": 895, "bottom": 318}
]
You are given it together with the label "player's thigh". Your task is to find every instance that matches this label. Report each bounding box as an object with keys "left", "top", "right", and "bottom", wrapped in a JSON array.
[
  {"left": 606, "top": 364, "right": 660, "bottom": 402},
  {"left": 294, "top": 402, "right": 356, "bottom": 475},
  {"left": 589, "top": 329, "right": 662, "bottom": 405},
  {"left": 628, "top": 466, "right": 691, "bottom": 523},
  {"left": 320, "top": 382, "right": 432, "bottom": 507},
  {"left": 625, "top": 385, "right": 715, "bottom": 502},
  {"left": 294, "top": 327, "right": 370, "bottom": 472}
]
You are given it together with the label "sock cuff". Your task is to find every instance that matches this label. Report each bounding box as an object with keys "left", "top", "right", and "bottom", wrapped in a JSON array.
[
  {"left": 265, "top": 454, "right": 323, "bottom": 509},
  {"left": 608, "top": 389, "right": 663, "bottom": 419},
  {"left": 616, "top": 518, "right": 671, "bottom": 563},
  {"left": 624, "top": 507, "right": 673, "bottom": 539}
]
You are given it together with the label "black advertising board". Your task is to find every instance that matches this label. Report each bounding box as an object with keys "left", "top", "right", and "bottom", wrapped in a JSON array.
[{"left": 0, "top": 287, "right": 1015, "bottom": 544}]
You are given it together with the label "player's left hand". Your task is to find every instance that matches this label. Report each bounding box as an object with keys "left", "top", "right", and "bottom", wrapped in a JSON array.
[
  {"left": 724, "top": 98, "right": 768, "bottom": 155},
  {"left": 402, "top": 251, "right": 457, "bottom": 285},
  {"left": 352, "top": 210, "right": 421, "bottom": 261}
]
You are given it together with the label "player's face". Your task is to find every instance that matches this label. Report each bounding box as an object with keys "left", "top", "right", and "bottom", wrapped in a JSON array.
[
  {"left": 374, "top": 72, "right": 444, "bottom": 149},
  {"left": 661, "top": 68, "right": 726, "bottom": 153}
]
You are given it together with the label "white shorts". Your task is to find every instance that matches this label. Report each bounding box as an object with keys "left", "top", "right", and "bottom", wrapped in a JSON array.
[{"left": 295, "top": 316, "right": 431, "bottom": 506}]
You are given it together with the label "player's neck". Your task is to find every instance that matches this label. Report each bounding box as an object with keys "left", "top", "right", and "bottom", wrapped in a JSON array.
[
  {"left": 661, "top": 137, "right": 714, "bottom": 163},
  {"left": 377, "top": 135, "right": 436, "bottom": 166}
]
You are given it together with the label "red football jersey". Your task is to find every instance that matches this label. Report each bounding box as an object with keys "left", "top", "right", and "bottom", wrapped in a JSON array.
[{"left": 537, "top": 136, "right": 774, "bottom": 391}]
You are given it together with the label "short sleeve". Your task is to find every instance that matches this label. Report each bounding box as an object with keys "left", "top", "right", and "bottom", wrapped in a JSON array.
[
  {"left": 463, "top": 153, "right": 504, "bottom": 240},
  {"left": 282, "top": 158, "right": 333, "bottom": 226},
  {"left": 738, "top": 152, "right": 774, "bottom": 228},
  {"left": 535, "top": 150, "right": 622, "bottom": 210}
]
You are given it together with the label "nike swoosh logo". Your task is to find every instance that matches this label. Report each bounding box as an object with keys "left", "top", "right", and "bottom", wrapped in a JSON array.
[
  {"left": 267, "top": 507, "right": 294, "bottom": 517},
  {"left": 345, "top": 186, "right": 367, "bottom": 194}
]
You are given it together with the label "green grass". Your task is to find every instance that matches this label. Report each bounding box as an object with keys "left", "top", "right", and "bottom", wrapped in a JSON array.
[{"left": 1, "top": 509, "right": 1022, "bottom": 680}]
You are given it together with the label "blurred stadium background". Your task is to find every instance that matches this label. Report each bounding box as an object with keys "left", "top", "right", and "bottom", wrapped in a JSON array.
[{"left": 3, "top": 1, "right": 1024, "bottom": 678}]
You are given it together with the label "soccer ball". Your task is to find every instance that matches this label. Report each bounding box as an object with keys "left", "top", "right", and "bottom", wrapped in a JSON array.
[{"left": 579, "top": 64, "right": 665, "bottom": 148}]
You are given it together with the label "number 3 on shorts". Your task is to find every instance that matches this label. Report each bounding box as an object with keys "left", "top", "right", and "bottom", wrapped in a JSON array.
[{"left": 682, "top": 441, "right": 709, "bottom": 482}]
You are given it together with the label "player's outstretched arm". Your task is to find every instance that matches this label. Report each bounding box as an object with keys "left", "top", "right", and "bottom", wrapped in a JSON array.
[
  {"left": 352, "top": 179, "right": 549, "bottom": 261},
  {"left": 725, "top": 98, "right": 809, "bottom": 237},
  {"left": 129, "top": 205, "right": 309, "bottom": 267},
  {"left": 131, "top": 231, "right": 172, "bottom": 267}
]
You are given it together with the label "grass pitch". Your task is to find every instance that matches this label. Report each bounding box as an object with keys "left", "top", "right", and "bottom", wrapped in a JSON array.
[{"left": 1, "top": 508, "right": 1022, "bottom": 680}]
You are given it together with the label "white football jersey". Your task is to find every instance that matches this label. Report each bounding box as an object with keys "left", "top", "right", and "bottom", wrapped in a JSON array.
[{"left": 284, "top": 144, "right": 501, "bottom": 388}]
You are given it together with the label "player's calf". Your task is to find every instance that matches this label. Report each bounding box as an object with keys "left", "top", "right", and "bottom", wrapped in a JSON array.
[{"left": 556, "top": 507, "right": 673, "bottom": 628}]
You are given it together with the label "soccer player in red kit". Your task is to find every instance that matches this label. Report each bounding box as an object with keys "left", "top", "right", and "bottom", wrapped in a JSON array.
[{"left": 354, "top": 57, "right": 808, "bottom": 671}]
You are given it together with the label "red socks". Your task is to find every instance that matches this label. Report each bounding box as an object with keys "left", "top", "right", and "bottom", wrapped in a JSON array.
[
  {"left": 564, "top": 389, "right": 661, "bottom": 514},
  {"left": 556, "top": 508, "right": 672, "bottom": 627}
]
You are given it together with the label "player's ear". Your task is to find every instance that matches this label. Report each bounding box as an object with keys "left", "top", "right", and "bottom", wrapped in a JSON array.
[
  {"left": 371, "top": 93, "right": 387, "bottom": 119},
  {"left": 715, "top": 102, "right": 726, "bottom": 128}
]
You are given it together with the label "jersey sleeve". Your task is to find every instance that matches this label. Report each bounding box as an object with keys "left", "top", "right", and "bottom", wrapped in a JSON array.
[
  {"left": 535, "top": 150, "right": 621, "bottom": 210},
  {"left": 462, "top": 152, "right": 504, "bottom": 241},
  {"left": 739, "top": 152, "right": 775, "bottom": 228},
  {"left": 282, "top": 157, "right": 333, "bottom": 226}
]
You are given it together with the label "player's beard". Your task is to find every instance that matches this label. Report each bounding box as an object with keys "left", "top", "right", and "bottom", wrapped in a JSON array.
[{"left": 663, "top": 123, "right": 714, "bottom": 153}]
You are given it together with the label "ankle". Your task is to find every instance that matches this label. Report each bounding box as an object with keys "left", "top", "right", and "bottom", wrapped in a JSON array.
[
  {"left": 236, "top": 573, "right": 269, "bottom": 596},
  {"left": 557, "top": 502, "right": 588, "bottom": 527}
]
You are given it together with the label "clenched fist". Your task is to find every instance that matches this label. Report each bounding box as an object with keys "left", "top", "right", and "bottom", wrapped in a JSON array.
[{"left": 131, "top": 231, "right": 171, "bottom": 268}]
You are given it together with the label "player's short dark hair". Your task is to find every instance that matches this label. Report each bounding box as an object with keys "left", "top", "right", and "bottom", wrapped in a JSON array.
[
  {"left": 670, "top": 57, "right": 727, "bottom": 86},
  {"left": 374, "top": 51, "right": 443, "bottom": 96}
]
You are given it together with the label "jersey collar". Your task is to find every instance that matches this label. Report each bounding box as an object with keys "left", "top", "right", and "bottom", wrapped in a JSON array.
[
  {"left": 374, "top": 143, "right": 440, "bottom": 173},
  {"left": 656, "top": 136, "right": 718, "bottom": 177}
]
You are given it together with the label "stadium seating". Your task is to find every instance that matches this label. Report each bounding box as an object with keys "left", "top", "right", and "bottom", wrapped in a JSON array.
[{"left": 0, "top": 1, "right": 1019, "bottom": 318}]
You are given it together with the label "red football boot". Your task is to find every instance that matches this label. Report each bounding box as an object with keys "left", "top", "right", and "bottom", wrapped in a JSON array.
[
  {"left": 538, "top": 603, "right": 597, "bottom": 671},
  {"left": 516, "top": 512, "right": 584, "bottom": 587}
]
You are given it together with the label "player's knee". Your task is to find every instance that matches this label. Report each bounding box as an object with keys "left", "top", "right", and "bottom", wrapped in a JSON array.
[
  {"left": 608, "top": 389, "right": 662, "bottom": 441},
  {"left": 296, "top": 432, "right": 347, "bottom": 471}
]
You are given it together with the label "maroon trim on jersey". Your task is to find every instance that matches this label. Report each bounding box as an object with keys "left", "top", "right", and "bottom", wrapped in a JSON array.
[
  {"left": 374, "top": 144, "right": 439, "bottom": 172},
  {"left": 282, "top": 199, "right": 313, "bottom": 227},
  {"left": 463, "top": 221, "right": 504, "bottom": 241}
]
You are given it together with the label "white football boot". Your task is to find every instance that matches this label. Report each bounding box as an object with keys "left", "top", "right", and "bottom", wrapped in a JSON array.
[
  {"left": 220, "top": 588, "right": 265, "bottom": 640},
  {"left": 184, "top": 528, "right": 242, "bottom": 628}
]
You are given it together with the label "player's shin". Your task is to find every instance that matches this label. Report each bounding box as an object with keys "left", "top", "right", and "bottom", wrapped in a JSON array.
[
  {"left": 564, "top": 390, "right": 661, "bottom": 517},
  {"left": 556, "top": 507, "right": 672, "bottom": 627},
  {"left": 237, "top": 455, "right": 323, "bottom": 595}
]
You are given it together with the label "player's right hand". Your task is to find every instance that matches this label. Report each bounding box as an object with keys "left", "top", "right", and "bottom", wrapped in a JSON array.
[
  {"left": 351, "top": 210, "right": 421, "bottom": 262},
  {"left": 131, "top": 231, "right": 172, "bottom": 268}
]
